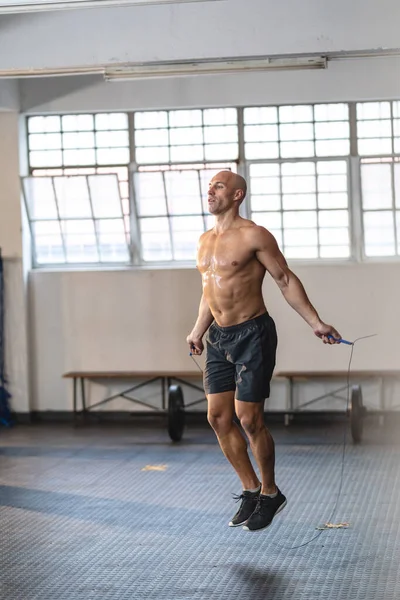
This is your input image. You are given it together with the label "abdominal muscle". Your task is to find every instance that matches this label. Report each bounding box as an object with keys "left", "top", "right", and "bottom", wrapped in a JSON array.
[{"left": 202, "top": 260, "right": 267, "bottom": 327}]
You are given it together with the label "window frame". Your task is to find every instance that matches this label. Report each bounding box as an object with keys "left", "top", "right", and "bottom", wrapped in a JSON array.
[{"left": 23, "top": 101, "right": 400, "bottom": 268}]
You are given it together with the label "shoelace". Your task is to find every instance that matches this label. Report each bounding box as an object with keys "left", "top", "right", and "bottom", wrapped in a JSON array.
[
  {"left": 252, "top": 494, "right": 274, "bottom": 514},
  {"left": 232, "top": 491, "right": 257, "bottom": 503}
]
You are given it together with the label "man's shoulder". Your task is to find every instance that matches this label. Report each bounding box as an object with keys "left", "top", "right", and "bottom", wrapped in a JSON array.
[{"left": 240, "top": 220, "right": 271, "bottom": 238}]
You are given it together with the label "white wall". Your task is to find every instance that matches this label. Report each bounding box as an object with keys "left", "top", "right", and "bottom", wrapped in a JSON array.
[
  {"left": 20, "top": 56, "right": 400, "bottom": 114},
  {"left": 0, "top": 81, "right": 20, "bottom": 111},
  {"left": 1, "top": 0, "right": 400, "bottom": 72},
  {"left": 29, "top": 264, "right": 400, "bottom": 412},
  {"left": 0, "top": 113, "right": 30, "bottom": 413},
  {"left": 0, "top": 113, "right": 23, "bottom": 259}
]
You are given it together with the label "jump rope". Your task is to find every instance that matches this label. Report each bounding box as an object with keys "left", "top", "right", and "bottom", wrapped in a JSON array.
[{"left": 190, "top": 332, "right": 377, "bottom": 550}]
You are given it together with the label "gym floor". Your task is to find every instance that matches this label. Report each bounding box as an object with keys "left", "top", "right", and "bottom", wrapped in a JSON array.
[{"left": 1, "top": 416, "right": 399, "bottom": 600}]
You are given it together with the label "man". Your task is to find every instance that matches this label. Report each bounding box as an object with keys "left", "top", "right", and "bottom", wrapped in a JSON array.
[{"left": 186, "top": 170, "right": 341, "bottom": 532}]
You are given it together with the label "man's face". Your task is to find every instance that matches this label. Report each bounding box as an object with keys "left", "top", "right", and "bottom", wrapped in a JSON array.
[{"left": 207, "top": 173, "right": 236, "bottom": 215}]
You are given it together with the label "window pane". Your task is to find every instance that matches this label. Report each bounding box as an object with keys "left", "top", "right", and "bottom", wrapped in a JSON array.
[
  {"left": 315, "top": 121, "right": 349, "bottom": 140},
  {"left": 88, "top": 175, "right": 123, "bottom": 218},
  {"left": 245, "top": 142, "right": 279, "bottom": 159},
  {"left": 284, "top": 228, "right": 318, "bottom": 246},
  {"left": 96, "top": 148, "right": 130, "bottom": 165},
  {"left": 63, "top": 132, "right": 95, "bottom": 149},
  {"left": 280, "top": 141, "right": 315, "bottom": 158},
  {"left": 358, "top": 138, "right": 393, "bottom": 156},
  {"left": 29, "top": 133, "right": 62, "bottom": 151},
  {"left": 134, "top": 172, "right": 167, "bottom": 217},
  {"left": 205, "top": 143, "right": 239, "bottom": 161},
  {"left": 282, "top": 194, "right": 316, "bottom": 210},
  {"left": 251, "top": 177, "right": 280, "bottom": 195},
  {"left": 285, "top": 246, "right": 318, "bottom": 259},
  {"left": 245, "top": 125, "right": 279, "bottom": 143},
  {"left": 394, "top": 164, "right": 400, "bottom": 208},
  {"left": 135, "top": 111, "right": 168, "bottom": 129},
  {"left": 64, "top": 149, "right": 96, "bottom": 166},
  {"left": 32, "top": 221, "right": 65, "bottom": 264},
  {"left": 244, "top": 107, "right": 278, "bottom": 124},
  {"left": 62, "top": 114, "right": 94, "bottom": 132},
  {"left": 282, "top": 175, "right": 315, "bottom": 194},
  {"left": 54, "top": 177, "right": 92, "bottom": 218},
  {"left": 95, "top": 113, "right": 128, "bottom": 130},
  {"left": 357, "top": 102, "right": 391, "bottom": 120},
  {"left": 357, "top": 120, "right": 392, "bottom": 139},
  {"left": 61, "top": 219, "right": 99, "bottom": 263},
  {"left": 318, "top": 174, "right": 347, "bottom": 193},
  {"left": 135, "top": 129, "right": 169, "bottom": 147},
  {"left": 316, "top": 140, "right": 350, "bottom": 157},
  {"left": 30, "top": 150, "right": 62, "bottom": 168},
  {"left": 314, "top": 104, "right": 349, "bottom": 122},
  {"left": 279, "top": 105, "right": 313, "bottom": 123},
  {"left": 170, "top": 145, "right": 204, "bottom": 162},
  {"left": 170, "top": 127, "right": 203, "bottom": 145},
  {"left": 96, "top": 219, "right": 129, "bottom": 262},
  {"left": 204, "top": 125, "right": 238, "bottom": 144},
  {"left": 171, "top": 216, "right": 204, "bottom": 260},
  {"left": 319, "top": 210, "right": 349, "bottom": 227},
  {"left": 320, "top": 246, "right": 350, "bottom": 258},
  {"left": 279, "top": 123, "right": 313, "bottom": 141},
  {"left": 361, "top": 164, "right": 392, "bottom": 209},
  {"left": 140, "top": 217, "right": 172, "bottom": 261},
  {"left": 165, "top": 171, "right": 202, "bottom": 215},
  {"left": 95, "top": 131, "right": 129, "bottom": 148},
  {"left": 283, "top": 211, "right": 317, "bottom": 228},
  {"left": 318, "top": 193, "right": 348, "bottom": 209},
  {"left": 319, "top": 227, "right": 349, "bottom": 245},
  {"left": 136, "top": 147, "right": 170, "bottom": 164},
  {"left": 23, "top": 177, "right": 58, "bottom": 220},
  {"left": 251, "top": 195, "right": 281, "bottom": 211},
  {"left": 28, "top": 116, "right": 61, "bottom": 133},
  {"left": 169, "top": 110, "right": 202, "bottom": 127},
  {"left": 363, "top": 211, "right": 395, "bottom": 256},
  {"left": 203, "top": 108, "right": 237, "bottom": 125}
]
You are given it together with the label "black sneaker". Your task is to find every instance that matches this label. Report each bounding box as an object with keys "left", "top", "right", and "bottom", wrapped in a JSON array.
[
  {"left": 229, "top": 489, "right": 260, "bottom": 527},
  {"left": 243, "top": 489, "right": 287, "bottom": 532}
]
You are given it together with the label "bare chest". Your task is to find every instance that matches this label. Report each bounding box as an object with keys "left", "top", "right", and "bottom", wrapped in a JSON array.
[{"left": 197, "top": 236, "right": 253, "bottom": 275}]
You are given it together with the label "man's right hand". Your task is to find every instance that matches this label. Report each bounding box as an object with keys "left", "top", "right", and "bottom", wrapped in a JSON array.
[{"left": 186, "top": 334, "right": 204, "bottom": 355}]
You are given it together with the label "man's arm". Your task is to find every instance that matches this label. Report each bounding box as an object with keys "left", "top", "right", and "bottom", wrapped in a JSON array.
[
  {"left": 251, "top": 226, "right": 341, "bottom": 343},
  {"left": 186, "top": 293, "right": 214, "bottom": 355}
]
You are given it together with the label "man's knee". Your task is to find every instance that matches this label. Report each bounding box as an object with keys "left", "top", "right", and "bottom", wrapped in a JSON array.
[
  {"left": 238, "top": 410, "right": 265, "bottom": 437},
  {"left": 207, "top": 409, "right": 233, "bottom": 435}
]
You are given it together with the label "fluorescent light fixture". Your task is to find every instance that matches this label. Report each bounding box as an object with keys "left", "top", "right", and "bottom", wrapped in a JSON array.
[
  {"left": 104, "top": 56, "right": 327, "bottom": 80},
  {"left": 0, "top": 0, "right": 217, "bottom": 14}
]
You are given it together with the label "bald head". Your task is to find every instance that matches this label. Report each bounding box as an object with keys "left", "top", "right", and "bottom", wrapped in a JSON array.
[{"left": 213, "top": 171, "right": 247, "bottom": 203}]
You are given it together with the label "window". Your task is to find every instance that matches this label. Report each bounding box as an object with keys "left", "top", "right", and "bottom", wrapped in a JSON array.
[
  {"left": 134, "top": 163, "right": 236, "bottom": 261},
  {"left": 134, "top": 108, "right": 239, "bottom": 165},
  {"left": 25, "top": 114, "right": 130, "bottom": 265},
  {"left": 23, "top": 101, "right": 400, "bottom": 267},
  {"left": 133, "top": 108, "right": 239, "bottom": 262},
  {"left": 244, "top": 103, "right": 350, "bottom": 160},
  {"left": 245, "top": 103, "right": 350, "bottom": 259},
  {"left": 28, "top": 113, "right": 130, "bottom": 167},
  {"left": 23, "top": 173, "right": 129, "bottom": 264},
  {"left": 249, "top": 160, "right": 350, "bottom": 259},
  {"left": 357, "top": 102, "right": 400, "bottom": 257}
]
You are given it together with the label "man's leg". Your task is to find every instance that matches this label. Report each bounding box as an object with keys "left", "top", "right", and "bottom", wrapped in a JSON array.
[
  {"left": 207, "top": 391, "right": 260, "bottom": 491},
  {"left": 235, "top": 400, "right": 276, "bottom": 494}
]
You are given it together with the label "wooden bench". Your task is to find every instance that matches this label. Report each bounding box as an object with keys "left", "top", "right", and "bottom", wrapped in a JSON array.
[
  {"left": 63, "top": 369, "right": 400, "bottom": 418},
  {"left": 274, "top": 371, "right": 400, "bottom": 423},
  {"left": 63, "top": 371, "right": 204, "bottom": 417}
]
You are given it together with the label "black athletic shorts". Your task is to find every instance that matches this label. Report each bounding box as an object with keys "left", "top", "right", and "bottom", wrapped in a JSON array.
[{"left": 203, "top": 312, "right": 278, "bottom": 403}]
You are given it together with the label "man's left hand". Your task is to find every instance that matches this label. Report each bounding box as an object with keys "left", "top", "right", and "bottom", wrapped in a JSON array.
[{"left": 313, "top": 322, "right": 342, "bottom": 344}]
